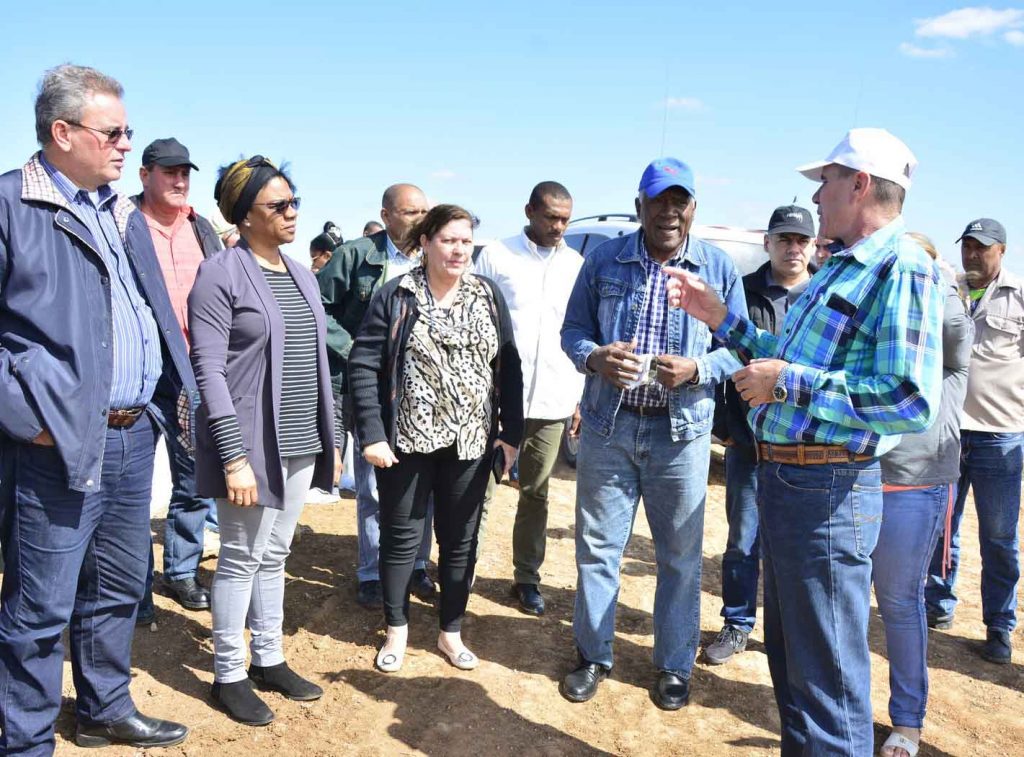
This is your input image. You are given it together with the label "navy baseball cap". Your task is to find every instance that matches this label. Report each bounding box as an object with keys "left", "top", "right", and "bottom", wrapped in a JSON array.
[
  {"left": 767, "top": 205, "right": 815, "bottom": 237},
  {"left": 142, "top": 137, "right": 199, "bottom": 170},
  {"left": 638, "top": 158, "right": 695, "bottom": 199},
  {"left": 956, "top": 218, "right": 1006, "bottom": 246}
]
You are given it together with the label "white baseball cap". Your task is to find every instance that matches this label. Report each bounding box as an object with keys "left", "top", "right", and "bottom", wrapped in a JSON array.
[{"left": 796, "top": 128, "right": 918, "bottom": 190}]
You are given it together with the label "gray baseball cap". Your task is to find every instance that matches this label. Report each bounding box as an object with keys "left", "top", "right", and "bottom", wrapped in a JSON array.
[{"left": 956, "top": 218, "right": 1006, "bottom": 246}]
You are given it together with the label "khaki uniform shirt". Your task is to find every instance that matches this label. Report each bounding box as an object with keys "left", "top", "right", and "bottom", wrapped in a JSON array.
[{"left": 962, "top": 267, "right": 1024, "bottom": 432}]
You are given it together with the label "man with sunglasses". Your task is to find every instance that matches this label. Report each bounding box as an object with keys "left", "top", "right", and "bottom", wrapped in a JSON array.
[
  {"left": 0, "top": 64, "right": 193, "bottom": 752},
  {"left": 318, "top": 183, "right": 437, "bottom": 609},
  {"left": 131, "top": 138, "right": 222, "bottom": 623}
]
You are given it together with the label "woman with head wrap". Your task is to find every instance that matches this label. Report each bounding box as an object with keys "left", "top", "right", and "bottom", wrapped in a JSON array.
[{"left": 188, "top": 156, "right": 340, "bottom": 725}]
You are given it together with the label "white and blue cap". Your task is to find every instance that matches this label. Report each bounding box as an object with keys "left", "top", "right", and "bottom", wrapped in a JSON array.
[
  {"left": 638, "top": 158, "right": 696, "bottom": 199},
  {"left": 797, "top": 128, "right": 917, "bottom": 190}
]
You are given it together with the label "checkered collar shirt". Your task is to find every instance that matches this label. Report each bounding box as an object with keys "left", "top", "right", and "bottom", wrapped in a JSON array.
[
  {"left": 621, "top": 235, "right": 687, "bottom": 409},
  {"left": 714, "top": 216, "right": 943, "bottom": 457}
]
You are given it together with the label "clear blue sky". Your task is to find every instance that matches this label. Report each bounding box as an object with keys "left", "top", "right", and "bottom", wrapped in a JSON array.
[{"left": 2, "top": 1, "right": 1021, "bottom": 275}]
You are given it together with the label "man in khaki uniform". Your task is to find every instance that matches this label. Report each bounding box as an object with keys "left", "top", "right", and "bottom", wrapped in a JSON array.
[{"left": 926, "top": 218, "right": 1024, "bottom": 664}]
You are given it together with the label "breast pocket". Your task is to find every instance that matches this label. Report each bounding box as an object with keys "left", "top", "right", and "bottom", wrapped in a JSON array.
[
  {"left": 980, "top": 313, "right": 1024, "bottom": 360},
  {"left": 809, "top": 296, "right": 870, "bottom": 368},
  {"left": 596, "top": 277, "right": 628, "bottom": 333}
]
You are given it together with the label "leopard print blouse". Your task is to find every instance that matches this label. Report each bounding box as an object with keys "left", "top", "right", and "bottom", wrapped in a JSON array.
[{"left": 396, "top": 268, "right": 499, "bottom": 459}]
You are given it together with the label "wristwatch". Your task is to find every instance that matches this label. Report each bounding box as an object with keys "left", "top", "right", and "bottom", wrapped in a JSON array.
[{"left": 772, "top": 367, "right": 789, "bottom": 403}]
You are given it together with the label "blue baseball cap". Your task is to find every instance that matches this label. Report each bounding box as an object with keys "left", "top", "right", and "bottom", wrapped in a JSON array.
[{"left": 638, "top": 158, "right": 696, "bottom": 199}]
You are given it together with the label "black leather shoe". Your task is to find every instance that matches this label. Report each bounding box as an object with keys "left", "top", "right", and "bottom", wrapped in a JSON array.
[
  {"left": 559, "top": 660, "right": 609, "bottom": 703},
  {"left": 164, "top": 576, "right": 211, "bottom": 610},
  {"left": 211, "top": 680, "right": 274, "bottom": 726},
  {"left": 511, "top": 583, "right": 545, "bottom": 616},
  {"left": 981, "top": 628, "right": 1012, "bottom": 664},
  {"left": 652, "top": 671, "right": 690, "bottom": 710},
  {"left": 135, "top": 604, "right": 156, "bottom": 627},
  {"left": 357, "top": 580, "right": 383, "bottom": 609},
  {"left": 411, "top": 569, "right": 437, "bottom": 601},
  {"left": 75, "top": 710, "right": 189, "bottom": 748},
  {"left": 249, "top": 662, "right": 323, "bottom": 701}
]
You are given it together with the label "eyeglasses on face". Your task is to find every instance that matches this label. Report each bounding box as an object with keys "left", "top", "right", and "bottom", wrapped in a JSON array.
[
  {"left": 256, "top": 197, "right": 301, "bottom": 214},
  {"left": 64, "top": 121, "right": 133, "bottom": 143}
]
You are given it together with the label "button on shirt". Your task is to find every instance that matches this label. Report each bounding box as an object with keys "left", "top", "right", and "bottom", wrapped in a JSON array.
[
  {"left": 715, "top": 217, "right": 943, "bottom": 456},
  {"left": 474, "top": 230, "right": 584, "bottom": 420},
  {"left": 143, "top": 204, "right": 205, "bottom": 345},
  {"left": 41, "top": 156, "right": 162, "bottom": 409},
  {"left": 960, "top": 267, "right": 1024, "bottom": 432},
  {"left": 383, "top": 235, "right": 421, "bottom": 283}
]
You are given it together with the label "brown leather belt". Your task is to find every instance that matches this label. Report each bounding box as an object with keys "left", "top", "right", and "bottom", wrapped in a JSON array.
[
  {"left": 620, "top": 404, "right": 669, "bottom": 417},
  {"left": 757, "top": 443, "right": 874, "bottom": 465},
  {"left": 107, "top": 407, "right": 146, "bottom": 428}
]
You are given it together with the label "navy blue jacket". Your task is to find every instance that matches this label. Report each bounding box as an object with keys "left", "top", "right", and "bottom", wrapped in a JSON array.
[{"left": 0, "top": 154, "right": 197, "bottom": 493}]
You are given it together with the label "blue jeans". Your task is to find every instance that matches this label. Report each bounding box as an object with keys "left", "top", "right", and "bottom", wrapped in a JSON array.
[
  {"left": 0, "top": 419, "right": 157, "bottom": 756},
  {"left": 721, "top": 445, "right": 760, "bottom": 633},
  {"left": 573, "top": 413, "right": 709, "bottom": 676},
  {"left": 926, "top": 430, "right": 1022, "bottom": 631},
  {"left": 873, "top": 483, "right": 951, "bottom": 728},
  {"left": 758, "top": 460, "right": 882, "bottom": 756}
]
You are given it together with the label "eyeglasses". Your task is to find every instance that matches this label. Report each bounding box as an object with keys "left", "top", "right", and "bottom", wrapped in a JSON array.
[
  {"left": 256, "top": 197, "right": 301, "bottom": 214},
  {"left": 64, "top": 121, "right": 133, "bottom": 143}
]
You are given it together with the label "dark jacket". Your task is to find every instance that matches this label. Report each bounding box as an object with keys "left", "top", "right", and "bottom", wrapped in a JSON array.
[
  {"left": 188, "top": 243, "right": 335, "bottom": 509},
  {"left": 129, "top": 193, "right": 223, "bottom": 259},
  {"left": 348, "top": 273, "right": 524, "bottom": 454},
  {"left": 0, "top": 154, "right": 197, "bottom": 493},
  {"left": 318, "top": 230, "right": 390, "bottom": 392},
  {"left": 713, "top": 261, "right": 791, "bottom": 448}
]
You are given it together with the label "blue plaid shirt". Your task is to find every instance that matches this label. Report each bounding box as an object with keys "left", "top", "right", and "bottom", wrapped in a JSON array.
[
  {"left": 40, "top": 155, "right": 162, "bottom": 409},
  {"left": 714, "top": 217, "right": 943, "bottom": 456},
  {"left": 622, "top": 237, "right": 686, "bottom": 408}
]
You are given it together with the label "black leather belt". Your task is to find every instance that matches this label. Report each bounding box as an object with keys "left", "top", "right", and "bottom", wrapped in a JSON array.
[
  {"left": 620, "top": 404, "right": 669, "bottom": 417},
  {"left": 107, "top": 407, "right": 146, "bottom": 428}
]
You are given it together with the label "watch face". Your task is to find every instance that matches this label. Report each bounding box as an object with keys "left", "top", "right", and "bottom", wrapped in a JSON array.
[{"left": 773, "top": 385, "right": 787, "bottom": 402}]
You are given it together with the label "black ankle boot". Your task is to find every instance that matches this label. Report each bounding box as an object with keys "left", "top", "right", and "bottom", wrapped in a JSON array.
[
  {"left": 211, "top": 680, "right": 274, "bottom": 726},
  {"left": 248, "top": 662, "right": 324, "bottom": 701}
]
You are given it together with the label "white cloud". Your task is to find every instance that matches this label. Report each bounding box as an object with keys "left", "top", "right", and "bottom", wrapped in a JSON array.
[
  {"left": 663, "top": 97, "right": 706, "bottom": 111},
  {"left": 899, "top": 42, "right": 954, "bottom": 58},
  {"left": 1006, "top": 28, "right": 1024, "bottom": 44},
  {"left": 914, "top": 7, "right": 1024, "bottom": 39},
  {"left": 431, "top": 169, "right": 456, "bottom": 179}
]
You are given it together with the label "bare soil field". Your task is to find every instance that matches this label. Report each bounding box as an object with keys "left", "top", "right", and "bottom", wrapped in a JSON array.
[{"left": 48, "top": 456, "right": 1024, "bottom": 755}]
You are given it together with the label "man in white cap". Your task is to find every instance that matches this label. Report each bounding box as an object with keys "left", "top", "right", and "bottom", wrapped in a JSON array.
[{"left": 664, "top": 128, "right": 944, "bottom": 754}]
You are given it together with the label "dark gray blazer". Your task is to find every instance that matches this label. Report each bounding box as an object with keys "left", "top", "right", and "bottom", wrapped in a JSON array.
[{"left": 188, "top": 243, "right": 335, "bottom": 509}]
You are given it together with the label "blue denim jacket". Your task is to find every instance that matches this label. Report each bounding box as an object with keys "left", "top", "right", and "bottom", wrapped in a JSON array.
[{"left": 561, "top": 230, "right": 747, "bottom": 442}]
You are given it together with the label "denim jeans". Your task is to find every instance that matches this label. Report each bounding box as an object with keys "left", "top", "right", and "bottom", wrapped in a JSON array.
[
  {"left": 721, "top": 444, "right": 760, "bottom": 633},
  {"left": 758, "top": 459, "right": 882, "bottom": 757},
  {"left": 0, "top": 419, "right": 157, "bottom": 756},
  {"left": 926, "top": 430, "right": 1023, "bottom": 631},
  {"left": 873, "top": 483, "right": 951, "bottom": 728},
  {"left": 573, "top": 413, "right": 709, "bottom": 676}
]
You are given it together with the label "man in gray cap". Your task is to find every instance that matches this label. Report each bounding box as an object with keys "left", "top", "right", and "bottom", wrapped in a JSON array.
[
  {"left": 133, "top": 137, "right": 222, "bottom": 619},
  {"left": 926, "top": 218, "right": 1024, "bottom": 664},
  {"left": 706, "top": 205, "right": 815, "bottom": 666}
]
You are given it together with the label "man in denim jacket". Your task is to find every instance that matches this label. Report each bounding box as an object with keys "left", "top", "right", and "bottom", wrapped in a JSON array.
[{"left": 559, "top": 158, "right": 746, "bottom": 709}]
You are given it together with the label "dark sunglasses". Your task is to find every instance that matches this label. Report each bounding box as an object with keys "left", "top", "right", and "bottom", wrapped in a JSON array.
[
  {"left": 256, "top": 197, "right": 301, "bottom": 214},
  {"left": 65, "top": 121, "right": 133, "bottom": 143}
]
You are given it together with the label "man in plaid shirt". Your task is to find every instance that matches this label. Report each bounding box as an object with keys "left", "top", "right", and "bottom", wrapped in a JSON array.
[{"left": 667, "top": 128, "right": 943, "bottom": 755}]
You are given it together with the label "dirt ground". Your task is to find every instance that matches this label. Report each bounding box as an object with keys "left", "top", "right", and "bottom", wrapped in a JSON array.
[{"left": 48, "top": 453, "right": 1024, "bottom": 756}]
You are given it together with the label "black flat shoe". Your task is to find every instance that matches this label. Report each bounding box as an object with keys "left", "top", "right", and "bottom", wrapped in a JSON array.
[
  {"left": 652, "top": 671, "right": 690, "bottom": 710},
  {"left": 559, "top": 660, "right": 609, "bottom": 703},
  {"left": 249, "top": 662, "right": 323, "bottom": 701},
  {"left": 164, "top": 576, "right": 211, "bottom": 610},
  {"left": 75, "top": 710, "right": 189, "bottom": 748},
  {"left": 211, "top": 680, "right": 274, "bottom": 726},
  {"left": 511, "top": 583, "right": 545, "bottom": 616}
]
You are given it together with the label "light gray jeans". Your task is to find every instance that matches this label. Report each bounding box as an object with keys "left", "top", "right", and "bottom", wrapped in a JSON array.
[{"left": 211, "top": 455, "right": 315, "bottom": 683}]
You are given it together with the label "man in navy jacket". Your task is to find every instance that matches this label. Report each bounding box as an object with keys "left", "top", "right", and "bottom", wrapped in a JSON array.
[{"left": 0, "top": 64, "right": 195, "bottom": 754}]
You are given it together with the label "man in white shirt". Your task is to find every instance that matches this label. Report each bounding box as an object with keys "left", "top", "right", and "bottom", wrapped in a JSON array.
[{"left": 475, "top": 182, "right": 583, "bottom": 615}]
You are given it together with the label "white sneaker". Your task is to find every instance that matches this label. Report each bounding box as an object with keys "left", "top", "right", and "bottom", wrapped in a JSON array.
[{"left": 306, "top": 487, "right": 340, "bottom": 505}]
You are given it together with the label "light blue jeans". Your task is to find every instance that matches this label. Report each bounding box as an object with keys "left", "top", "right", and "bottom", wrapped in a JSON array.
[
  {"left": 873, "top": 483, "right": 951, "bottom": 728},
  {"left": 573, "top": 412, "right": 709, "bottom": 676}
]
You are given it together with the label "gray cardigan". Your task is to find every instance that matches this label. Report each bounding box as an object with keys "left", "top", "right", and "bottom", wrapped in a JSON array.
[
  {"left": 881, "top": 284, "right": 974, "bottom": 486},
  {"left": 188, "top": 243, "right": 335, "bottom": 509}
]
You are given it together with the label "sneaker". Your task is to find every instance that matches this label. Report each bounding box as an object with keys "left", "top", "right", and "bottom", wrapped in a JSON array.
[
  {"left": 981, "top": 628, "right": 1012, "bottom": 664},
  {"left": 927, "top": 614, "right": 954, "bottom": 631},
  {"left": 410, "top": 569, "right": 437, "bottom": 601},
  {"left": 306, "top": 487, "right": 340, "bottom": 505},
  {"left": 704, "top": 625, "right": 749, "bottom": 665}
]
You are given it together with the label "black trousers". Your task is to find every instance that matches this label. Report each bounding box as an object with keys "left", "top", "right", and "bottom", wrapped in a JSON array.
[{"left": 376, "top": 444, "right": 491, "bottom": 631}]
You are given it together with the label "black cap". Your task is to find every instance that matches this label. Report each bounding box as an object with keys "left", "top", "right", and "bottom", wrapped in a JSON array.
[
  {"left": 141, "top": 137, "right": 199, "bottom": 170},
  {"left": 956, "top": 218, "right": 1006, "bottom": 246},
  {"left": 767, "top": 205, "right": 815, "bottom": 237}
]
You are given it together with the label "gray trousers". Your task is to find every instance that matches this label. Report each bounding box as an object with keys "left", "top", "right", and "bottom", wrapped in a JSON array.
[{"left": 211, "top": 455, "right": 315, "bottom": 684}]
